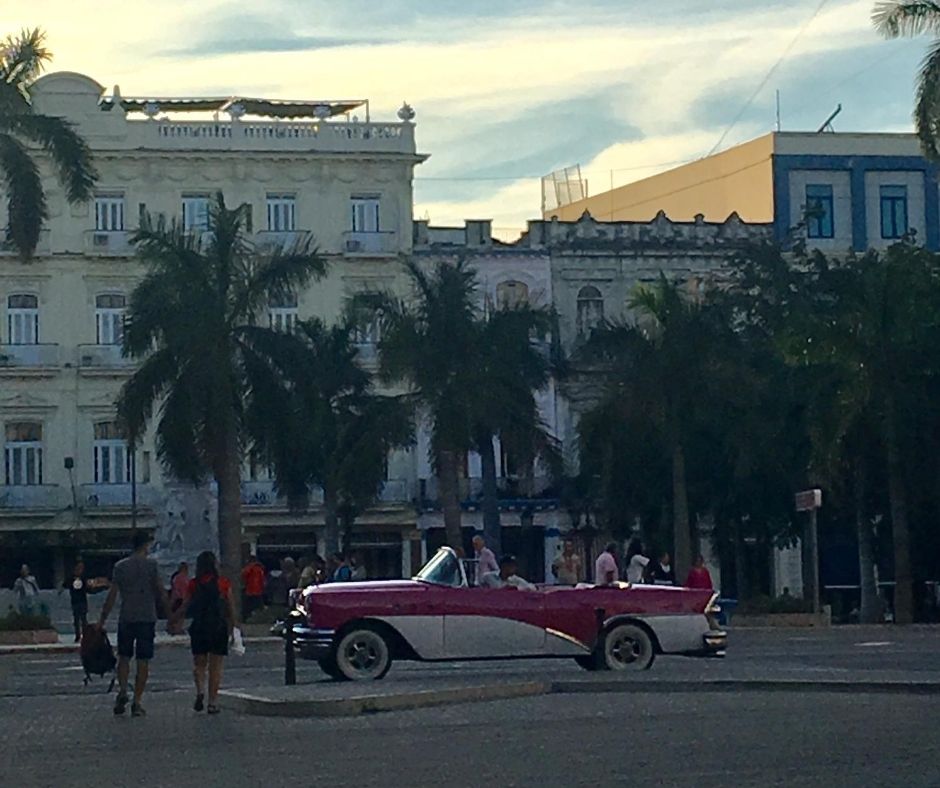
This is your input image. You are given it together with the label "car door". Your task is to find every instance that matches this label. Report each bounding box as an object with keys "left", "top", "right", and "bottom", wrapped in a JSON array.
[{"left": 441, "top": 585, "right": 545, "bottom": 659}]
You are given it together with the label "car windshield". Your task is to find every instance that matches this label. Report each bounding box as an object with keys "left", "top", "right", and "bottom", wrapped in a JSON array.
[{"left": 415, "top": 548, "right": 465, "bottom": 587}]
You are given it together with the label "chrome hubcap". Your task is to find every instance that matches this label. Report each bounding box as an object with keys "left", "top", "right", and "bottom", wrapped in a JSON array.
[{"left": 609, "top": 635, "right": 641, "bottom": 665}]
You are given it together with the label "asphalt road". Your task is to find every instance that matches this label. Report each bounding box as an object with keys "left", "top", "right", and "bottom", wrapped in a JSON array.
[{"left": 1, "top": 626, "right": 938, "bottom": 788}]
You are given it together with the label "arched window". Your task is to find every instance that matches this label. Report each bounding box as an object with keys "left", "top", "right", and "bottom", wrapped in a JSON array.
[
  {"left": 95, "top": 293, "right": 126, "bottom": 345},
  {"left": 496, "top": 280, "right": 529, "bottom": 309},
  {"left": 576, "top": 286, "right": 604, "bottom": 337},
  {"left": 7, "top": 294, "right": 39, "bottom": 345},
  {"left": 4, "top": 422, "right": 43, "bottom": 486},
  {"left": 93, "top": 421, "right": 130, "bottom": 484},
  {"left": 268, "top": 292, "right": 299, "bottom": 333}
]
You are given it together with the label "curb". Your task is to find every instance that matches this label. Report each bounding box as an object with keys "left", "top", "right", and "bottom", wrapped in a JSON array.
[
  {"left": 220, "top": 677, "right": 940, "bottom": 718},
  {"left": 221, "top": 681, "right": 550, "bottom": 718}
]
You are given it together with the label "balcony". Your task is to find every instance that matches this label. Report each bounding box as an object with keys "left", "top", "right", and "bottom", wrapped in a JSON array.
[
  {"left": 78, "top": 344, "right": 136, "bottom": 372},
  {"left": 0, "top": 229, "right": 50, "bottom": 256},
  {"left": 0, "top": 344, "right": 60, "bottom": 373},
  {"left": 81, "top": 484, "right": 155, "bottom": 509},
  {"left": 125, "top": 119, "right": 416, "bottom": 155},
  {"left": 378, "top": 479, "right": 412, "bottom": 503},
  {"left": 255, "top": 230, "right": 310, "bottom": 252},
  {"left": 240, "top": 480, "right": 325, "bottom": 508},
  {"left": 84, "top": 230, "right": 133, "bottom": 256},
  {"left": 343, "top": 231, "right": 398, "bottom": 256},
  {"left": 0, "top": 485, "right": 69, "bottom": 511}
]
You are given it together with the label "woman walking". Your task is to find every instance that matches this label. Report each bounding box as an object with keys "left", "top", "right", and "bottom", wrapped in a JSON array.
[{"left": 175, "top": 551, "right": 236, "bottom": 715}]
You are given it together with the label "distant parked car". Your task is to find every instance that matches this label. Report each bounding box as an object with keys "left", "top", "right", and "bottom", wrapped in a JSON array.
[{"left": 276, "top": 547, "right": 726, "bottom": 681}]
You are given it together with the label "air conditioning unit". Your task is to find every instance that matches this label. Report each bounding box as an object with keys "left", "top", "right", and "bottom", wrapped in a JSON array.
[
  {"left": 0, "top": 354, "right": 12, "bottom": 366},
  {"left": 81, "top": 354, "right": 95, "bottom": 366},
  {"left": 345, "top": 239, "right": 362, "bottom": 252},
  {"left": 92, "top": 232, "right": 110, "bottom": 248}
]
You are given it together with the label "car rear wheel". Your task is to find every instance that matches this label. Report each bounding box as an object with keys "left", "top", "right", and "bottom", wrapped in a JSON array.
[
  {"left": 602, "top": 624, "right": 655, "bottom": 671},
  {"left": 317, "top": 654, "right": 346, "bottom": 681},
  {"left": 334, "top": 627, "right": 392, "bottom": 681}
]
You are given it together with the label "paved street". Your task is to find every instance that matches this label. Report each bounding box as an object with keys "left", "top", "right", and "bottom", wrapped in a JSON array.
[{"left": 1, "top": 626, "right": 938, "bottom": 787}]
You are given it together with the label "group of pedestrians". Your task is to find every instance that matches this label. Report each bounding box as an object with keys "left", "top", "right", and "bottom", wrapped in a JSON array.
[
  {"left": 96, "top": 530, "right": 236, "bottom": 717},
  {"left": 239, "top": 550, "right": 369, "bottom": 612},
  {"left": 594, "top": 539, "right": 714, "bottom": 588}
]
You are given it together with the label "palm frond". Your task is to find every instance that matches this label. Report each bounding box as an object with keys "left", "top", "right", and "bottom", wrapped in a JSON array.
[
  {"left": 915, "top": 39, "right": 940, "bottom": 159},
  {"left": 0, "top": 28, "right": 50, "bottom": 92},
  {"left": 0, "top": 131, "right": 45, "bottom": 260},
  {"left": 2, "top": 113, "right": 96, "bottom": 201},
  {"left": 236, "top": 238, "right": 328, "bottom": 319},
  {"left": 873, "top": 1, "right": 940, "bottom": 37},
  {"left": 116, "top": 348, "right": 180, "bottom": 444}
]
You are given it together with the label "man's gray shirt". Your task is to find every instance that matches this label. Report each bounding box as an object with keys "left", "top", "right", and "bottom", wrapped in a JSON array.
[{"left": 112, "top": 554, "right": 162, "bottom": 623}]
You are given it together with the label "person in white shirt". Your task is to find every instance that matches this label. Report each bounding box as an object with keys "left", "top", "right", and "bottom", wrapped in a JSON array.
[
  {"left": 480, "top": 555, "right": 537, "bottom": 591},
  {"left": 594, "top": 543, "right": 619, "bottom": 585},
  {"left": 472, "top": 535, "right": 499, "bottom": 586},
  {"left": 626, "top": 538, "right": 651, "bottom": 584}
]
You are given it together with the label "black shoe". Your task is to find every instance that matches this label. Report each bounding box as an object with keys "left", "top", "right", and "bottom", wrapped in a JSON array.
[
  {"left": 207, "top": 704, "right": 220, "bottom": 715},
  {"left": 194, "top": 694, "right": 204, "bottom": 712},
  {"left": 131, "top": 703, "right": 146, "bottom": 718},
  {"left": 114, "top": 692, "right": 128, "bottom": 716}
]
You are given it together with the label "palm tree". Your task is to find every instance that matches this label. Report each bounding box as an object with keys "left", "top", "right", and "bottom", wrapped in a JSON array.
[
  {"left": 374, "top": 259, "right": 479, "bottom": 551},
  {"left": 248, "top": 317, "right": 414, "bottom": 557},
  {"left": 585, "top": 276, "right": 719, "bottom": 582},
  {"left": 873, "top": 1, "right": 940, "bottom": 158},
  {"left": 1, "top": 28, "right": 96, "bottom": 258},
  {"left": 470, "top": 303, "right": 561, "bottom": 555},
  {"left": 117, "top": 194, "right": 327, "bottom": 605}
]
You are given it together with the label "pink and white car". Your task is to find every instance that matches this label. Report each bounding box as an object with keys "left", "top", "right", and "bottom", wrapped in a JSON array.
[{"left": 281, "top": 547, "right": 726, "bottom": 681}]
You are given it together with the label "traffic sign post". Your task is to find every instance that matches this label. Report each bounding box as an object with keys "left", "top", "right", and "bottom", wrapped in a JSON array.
[{"left": 795, "top": 489, "right": 822, "bottom": 614}]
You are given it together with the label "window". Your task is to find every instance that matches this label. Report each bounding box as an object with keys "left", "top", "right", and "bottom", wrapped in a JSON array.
[
  {"left": 95, "top": 294, "right": 126, "bottom": 345},
  {"left": 268, "top": 293, "right": 298, "bottom": 333},
  {"left": 93, "top": 422, "right": 130, "bottom": 485},
  {"left": 353, "top": 299, "right": 383, "bottom": 345},
  {"left": 181, "top": 194, "right": 210, "bottom": 232},
  {"left": 500, "top": 445, "right": 518, "bottom": 479},
  {"left": 351, "top": 196, "right": 380, "bottom": 233},
  {"left": 94, "top": 194, "right": 125, "bottom": 232},
  {"left": 7, "top": 294, "right": 39, "bottom": 344},
  {"left": 496, "top": 280, "right": 529, "bottom": 309},
  {"left": 266, "top": 194, "right": 296, "bottom": 232},
  {"left": 880, "top": 185, "right": 908, "bottom": 239},
  {"left": 4, "top": 422, "right": 42, "bottom": 486},
  {"left": 576, "top": 286, "right": 604, "bottom": 338},
  {"left": 805, "top": 184, "right": 834, "bottom": 239}
]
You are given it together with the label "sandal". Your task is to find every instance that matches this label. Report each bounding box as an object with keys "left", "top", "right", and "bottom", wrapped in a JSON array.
[
  {"left": 207, "top": 704, "right": 221, "bottom": 715},
  {"left": 194, "top": 693, "right": 204, "bottom": 712}
]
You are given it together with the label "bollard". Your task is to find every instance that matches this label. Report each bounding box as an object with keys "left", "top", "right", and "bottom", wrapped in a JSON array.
[{"left": 284, "top": 620, "right": 297, "bottom": 686}]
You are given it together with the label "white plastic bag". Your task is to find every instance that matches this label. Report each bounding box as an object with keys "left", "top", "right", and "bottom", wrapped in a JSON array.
[{"left": 231, "top": 627, "right": 246, "bottom": 657}]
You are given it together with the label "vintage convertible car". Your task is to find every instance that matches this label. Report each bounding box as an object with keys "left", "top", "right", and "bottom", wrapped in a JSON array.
[{"left": 279, "top": 547, "right": 726, "bottom": 681}]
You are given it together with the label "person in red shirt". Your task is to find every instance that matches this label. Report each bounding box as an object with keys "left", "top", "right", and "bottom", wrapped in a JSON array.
[
  {"left": 685, "top": 554, "right": 714, "bottom": 590},
  {"left": 173, "top": 551, "right": 236, "bottom": 715},
  {"left": 240, "top": 554, "right": 266, "bottom": 619}
]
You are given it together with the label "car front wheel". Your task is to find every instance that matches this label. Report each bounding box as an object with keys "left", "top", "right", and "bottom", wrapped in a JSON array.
[
  {"left": 602, "top": 623, "right": 655, "bottom": 671},
  {"left": 334, "top": 627, "right": 392, "bottom": 681}
]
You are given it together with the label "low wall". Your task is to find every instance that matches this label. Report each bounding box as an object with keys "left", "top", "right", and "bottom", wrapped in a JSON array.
[{"left": 733, "top": 608, "right": 831, "bottom": 628}]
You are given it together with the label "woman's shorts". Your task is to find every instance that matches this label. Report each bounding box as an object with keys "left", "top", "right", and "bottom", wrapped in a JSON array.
[{"left": 189, "top": 627, "right": 228, "bottom": 656}]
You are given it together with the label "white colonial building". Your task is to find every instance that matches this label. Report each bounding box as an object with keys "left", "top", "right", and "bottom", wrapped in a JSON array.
[{"left": 0, "top": 71, "right": 426, "bottom": 586}]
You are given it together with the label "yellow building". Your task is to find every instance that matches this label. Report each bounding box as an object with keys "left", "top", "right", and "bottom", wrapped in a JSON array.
[{"left": 544, "top": 132, "right": 940, "bottom": 252}]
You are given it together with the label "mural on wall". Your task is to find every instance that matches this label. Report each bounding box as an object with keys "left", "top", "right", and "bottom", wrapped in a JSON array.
[{"left": 152, "top": 484, "right": 219, "bottom": 575}]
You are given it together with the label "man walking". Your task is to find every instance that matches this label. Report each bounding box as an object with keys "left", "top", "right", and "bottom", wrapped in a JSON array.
[
  {"left": 97, "top": 531, "right": 166, "bottom": 717},
  {"left": 472, "top": 535, "right": 499, "bottom": 587},
  {"left": 594, "top": 542, "right": 620, "bottom": 586}
]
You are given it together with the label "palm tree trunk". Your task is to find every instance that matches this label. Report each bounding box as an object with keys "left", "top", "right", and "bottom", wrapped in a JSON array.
[
  {"left": 477, "top": 433, "right": 502, "bottom": 556},
  {"left": 324, "top": 487, "right": 341, "bottom": 558},
  {"left": 672, "top": 442, "right": 692, "bottom": 583},
  {"left": 437, "top": 449, "right": 464, "bottom": 553},
  {"left": 216, "top": 432, "right": 244, "bottom": 620},
  {"left": 855, "top": 457, "right": 880, "bottom": 624},
  {"left": 885, "top": 395, "right": 913, "bottom": 624}
]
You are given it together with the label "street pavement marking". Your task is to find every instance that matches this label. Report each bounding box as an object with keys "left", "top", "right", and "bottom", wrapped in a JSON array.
[{"left": 856, "top": 642, "right": 893, "bottom": 648}]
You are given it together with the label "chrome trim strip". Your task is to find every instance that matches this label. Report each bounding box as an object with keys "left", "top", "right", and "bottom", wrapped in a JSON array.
[{"left": 545, "top": 628, "right": 591, "bottom": 653}]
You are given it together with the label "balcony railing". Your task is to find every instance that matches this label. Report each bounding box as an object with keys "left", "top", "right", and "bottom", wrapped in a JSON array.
[
  {"left": 0, "top": 485, "right": 69, "bottom": 510},
  {"left": 84, "top": 230, "right": 132, "bottom": 256},
  {"left": 255, "top": 230, "right": 310, "bottom": 252},
  {"left": 126, "top": 119, "right": 415, "bottom": 155},
  {"left": 78, "top": 344, "right": 136, "bottom": 369},
  {"left": 240, "top": 480, "right": 325, "bottom": 507},
  {"left": 378, "top": 479, "right": 412, "bottom": 503},
  {"left": 343, "top": 231, "right": 398, "bottom": 256},
  {"left": 0, "top": 344, "right": 59, "bottom": 368},
  {"left": 81, "top": 484, "right": 155, "bottom": 508}
]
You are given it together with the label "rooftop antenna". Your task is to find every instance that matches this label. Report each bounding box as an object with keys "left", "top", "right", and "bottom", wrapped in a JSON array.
[{"left": 817, "top": 103, "right": 842, "bottom": 133}]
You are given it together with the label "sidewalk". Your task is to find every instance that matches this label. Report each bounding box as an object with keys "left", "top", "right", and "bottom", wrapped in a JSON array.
[{"left": 0, "top": 631, "right": 280, "bottom": 656}]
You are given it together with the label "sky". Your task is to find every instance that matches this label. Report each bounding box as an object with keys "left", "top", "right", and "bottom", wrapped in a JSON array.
[{"left": 3, "top": 0, "right": 928, "bottom": 236}]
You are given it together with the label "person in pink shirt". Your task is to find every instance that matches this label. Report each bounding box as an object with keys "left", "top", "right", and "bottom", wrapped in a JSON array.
[
  {"left": 685, "top": 554, "right": 714, "bottom": 590},
  {"left": 594, "top": 542, "right": 619, "bottom": 585}
]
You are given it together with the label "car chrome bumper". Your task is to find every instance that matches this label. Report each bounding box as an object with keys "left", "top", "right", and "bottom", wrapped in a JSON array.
[
  {"left": 701, "top": 630, "right": 727, "bottom": 658},
  {"left": 272, "top": 619, "right": 336, "bottom": 660}
]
